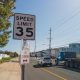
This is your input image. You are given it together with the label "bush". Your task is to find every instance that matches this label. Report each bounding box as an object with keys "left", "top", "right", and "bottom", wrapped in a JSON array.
[
  {"left": 2, "top": 57, "right": 12, "bottom": 62},
  {"left": 0, "top": 59, "right": 3, "bottom": 63}
]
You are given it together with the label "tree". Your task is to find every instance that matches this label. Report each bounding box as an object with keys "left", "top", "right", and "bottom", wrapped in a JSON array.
[
  {"left": 4, "top": 51, "right": 18, "bottom": 57},
  {"left": 0, "top": 0, "right": 15, "bottom": 47}
]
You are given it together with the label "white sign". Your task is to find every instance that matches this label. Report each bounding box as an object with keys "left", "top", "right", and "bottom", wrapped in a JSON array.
[
  {"left": 20, "top": 47, "right": 30, "bottom": 64},
  {"left": 13, "top": 13, "right": 35, "bottom": 40}
]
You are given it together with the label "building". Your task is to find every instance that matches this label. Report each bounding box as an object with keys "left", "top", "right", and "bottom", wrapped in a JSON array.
[
  {"left": 33, "top": 43, "right": 80, "bottom": 58},
  {"left": 34, "top": 48, "right": 59, "bottom": 58},
  {"left": 0, "top": 51, "right": 10, "bottom": 59},
  {"left": 59, "top": 43, "right": 80, "bottom": 52}
]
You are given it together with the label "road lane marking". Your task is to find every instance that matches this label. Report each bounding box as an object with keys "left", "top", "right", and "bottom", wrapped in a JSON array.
[{"left": 41, "top": 68, "right": 67, "bottom": 80}]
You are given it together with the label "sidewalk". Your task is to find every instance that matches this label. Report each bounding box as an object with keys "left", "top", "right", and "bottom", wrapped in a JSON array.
[{"left": 0, "top": 61, "right": 21, "bottom": 80}]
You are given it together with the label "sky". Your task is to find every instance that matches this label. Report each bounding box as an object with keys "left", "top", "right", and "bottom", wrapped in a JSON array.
[{"left": 1, "top": 0, "right": 80, "bottom": 54}]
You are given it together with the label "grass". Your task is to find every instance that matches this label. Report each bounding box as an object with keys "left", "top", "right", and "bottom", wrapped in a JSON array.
[{"left": 0, "top": 57, "right": 12, "bottom": 63}]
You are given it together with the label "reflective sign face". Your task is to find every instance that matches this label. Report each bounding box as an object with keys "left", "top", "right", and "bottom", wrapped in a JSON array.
[
  {"left": 20, "top": 48, "right": 30, "bottom": 64},
  {"left": 21, "top": 54, "right": 29, "bottom": 64},
  {"left": 13, "top": 13, "right": 35, "bottom": 40}
]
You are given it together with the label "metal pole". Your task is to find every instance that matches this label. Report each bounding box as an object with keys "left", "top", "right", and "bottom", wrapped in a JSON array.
[
  {"left": 34, "top": 39, "right": 37, "bottom": 58},
  {"left": 49, "top": 27, "right": 51, "bottom": 56},
  {"left": 21, "top": 65, "right": 25, "bottom": 80},
  {"left": 21, "top": 39, "right": 27, "bottom": 80},
  {"left": 34, "top": 39, "right": 36, "bottom": 54}
]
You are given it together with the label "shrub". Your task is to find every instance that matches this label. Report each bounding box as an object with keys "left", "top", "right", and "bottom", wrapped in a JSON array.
[
  {"left": 2, "top": 57, "right": 12, "bottom": 62},
  {"left": 0, "top": 59, "right": 3, "bottom": 63}
]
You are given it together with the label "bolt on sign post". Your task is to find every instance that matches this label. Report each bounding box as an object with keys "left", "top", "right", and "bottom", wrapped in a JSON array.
[{"left": 13, "top": 13, "right": 35, "bottom": 80}]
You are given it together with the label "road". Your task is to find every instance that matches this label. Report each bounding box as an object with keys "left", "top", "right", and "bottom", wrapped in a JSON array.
[{"left": 24, "top": 57, "right": 80, "bottom": 80}]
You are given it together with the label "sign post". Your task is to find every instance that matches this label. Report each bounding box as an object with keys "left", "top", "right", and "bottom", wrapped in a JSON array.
[
  {"left": 21, "top": 39, "right": 29, "bottom": 80},
  {"left": 21, "top": 42, "right": 29, "bottom": 65},
  {"left": 13, "top": 13, "right": 35, "bottom": 80}
]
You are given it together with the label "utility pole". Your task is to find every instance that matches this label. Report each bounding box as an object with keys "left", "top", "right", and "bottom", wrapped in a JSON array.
[
  {"left": 49, "top": 27, "right": 52, "bottom": 56},
  {"left": 34, "top": 39, "right": 36, "bottom": 53},
  {"left": 34, "top": 39, "right": 37, "bottom": 58}
]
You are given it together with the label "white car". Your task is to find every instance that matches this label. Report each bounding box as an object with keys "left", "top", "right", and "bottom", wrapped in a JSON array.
[{"left": 37, "top": 57, "right": 52, "bottom": 66}]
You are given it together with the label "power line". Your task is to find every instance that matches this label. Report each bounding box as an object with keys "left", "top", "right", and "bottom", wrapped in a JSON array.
[
  {"left": 52, "top": 9, "right": 80, "bottom": 44},
  {"left": 52, "top": 38, "right": 80, "bottom": 48},
  {"left": 54, "top": 8, "right": 80, "bottom": 31}
]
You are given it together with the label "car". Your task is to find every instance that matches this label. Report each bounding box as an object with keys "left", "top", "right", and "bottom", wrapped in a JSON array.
[{"left": 37, "top": 57, "right": 52, "bottom": 66}]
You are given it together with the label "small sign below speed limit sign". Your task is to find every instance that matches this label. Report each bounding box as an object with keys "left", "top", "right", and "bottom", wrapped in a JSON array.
[{"left": 13, "top": 13, "right": 35, "bottom": 40}]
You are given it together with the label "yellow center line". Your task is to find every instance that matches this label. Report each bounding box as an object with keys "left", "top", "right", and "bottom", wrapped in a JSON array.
[{"left": 41, "top": 68, "right": 67, "bottom": 80}]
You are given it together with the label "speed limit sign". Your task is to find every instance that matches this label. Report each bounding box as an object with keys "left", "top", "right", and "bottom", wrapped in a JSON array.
[{"left": 13, "top": 13, "right": 35, "bottom": 40}]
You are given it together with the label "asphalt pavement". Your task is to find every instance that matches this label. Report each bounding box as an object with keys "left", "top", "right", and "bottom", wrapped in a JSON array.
[
  {"left": 25, "top": 57, "right": 80, "bottom": 80},
  {"left": 1, "top": 57, "right": 79, "bottom": 80}
]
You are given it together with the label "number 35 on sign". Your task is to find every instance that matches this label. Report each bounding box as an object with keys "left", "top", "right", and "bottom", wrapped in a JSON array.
[{"left": 13, "top": 13, "right": 35, "bottom": 40}]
